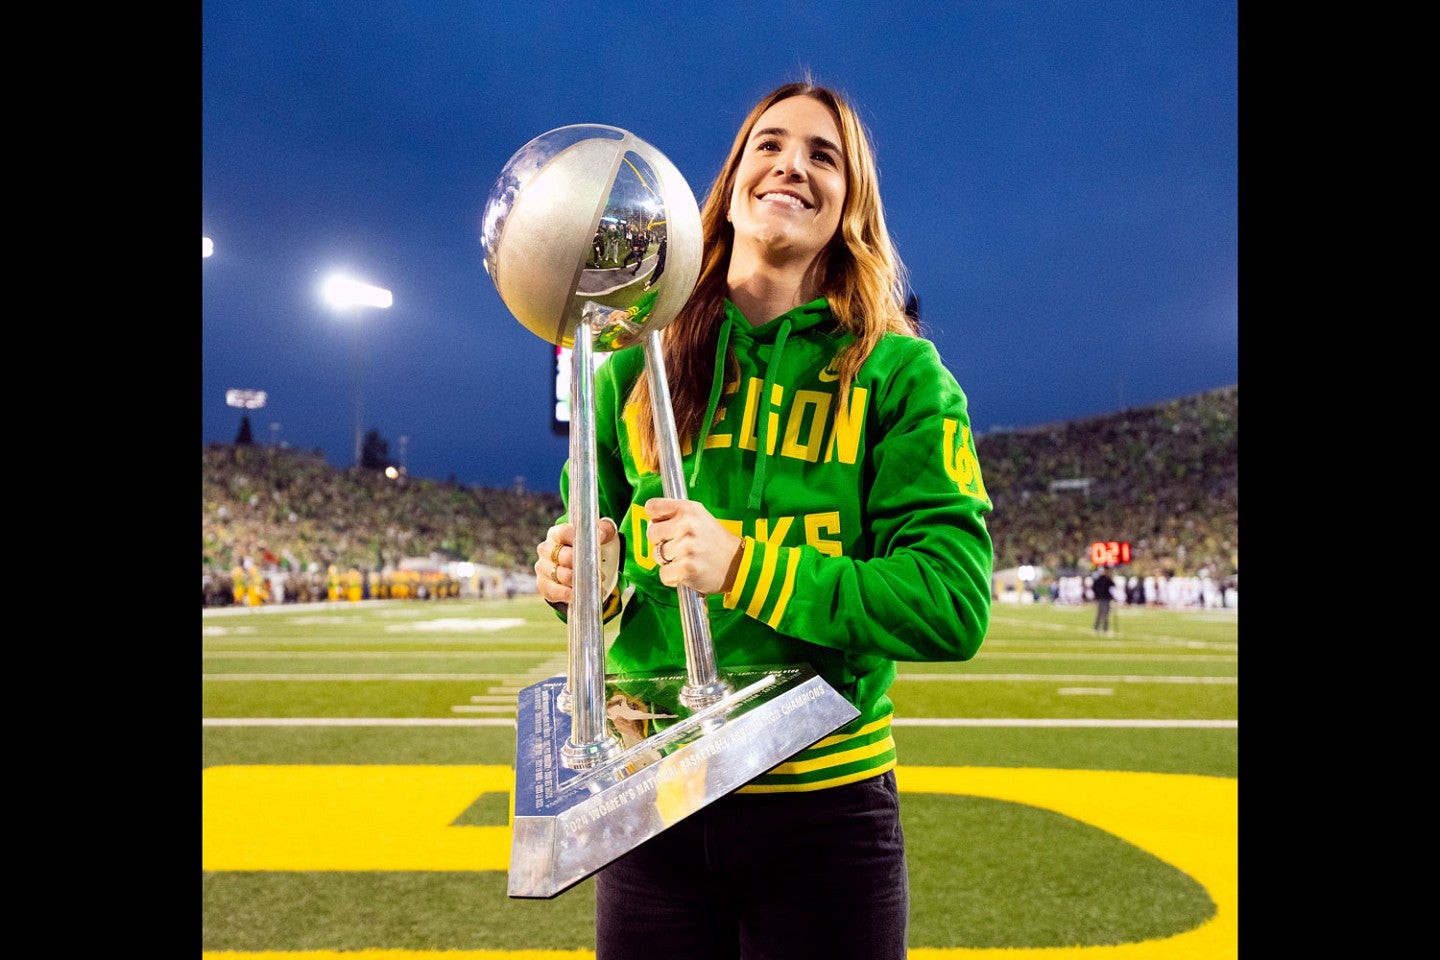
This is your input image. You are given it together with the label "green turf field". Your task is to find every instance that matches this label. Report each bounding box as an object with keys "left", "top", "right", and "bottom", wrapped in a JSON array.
[{"left": 202, "top": 596, "right": 1237, "bottom": 959}]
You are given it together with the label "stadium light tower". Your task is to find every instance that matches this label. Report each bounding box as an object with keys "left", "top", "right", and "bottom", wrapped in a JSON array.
[
  {"left": 320, "top": 272, "right": 393, "bottom": 467},
  {"left": 226, "top": 389, "right": 268, "bottom": 444}
]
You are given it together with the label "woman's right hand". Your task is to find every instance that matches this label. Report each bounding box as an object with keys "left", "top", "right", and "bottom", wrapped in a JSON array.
[{"left": 535, "top": 517, "right": 619, "bottom": 606}]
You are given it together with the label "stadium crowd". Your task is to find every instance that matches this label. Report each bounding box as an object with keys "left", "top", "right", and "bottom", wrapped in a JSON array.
[
  {"left": 979, "top": 385, "right": 1237, "bottom": 579},
  {"left": 202, "top": 385, "right": 1236, "bottom": 608}
]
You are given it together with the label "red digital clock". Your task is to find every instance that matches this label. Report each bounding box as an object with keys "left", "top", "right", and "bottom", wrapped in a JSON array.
[{"left": 1089, "top": 540, "right": 1132, "bottom": 567}]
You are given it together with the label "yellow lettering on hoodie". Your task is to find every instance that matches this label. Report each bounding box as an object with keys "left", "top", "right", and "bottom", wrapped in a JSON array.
[
  {"left": 737, "top": 378, "right": 783, "bottom": 455},
  {"left": 781, "top": 389, "right": 832, "bottom": 462},
  {"left": 621, "top": 401, "right": 655, "bottom": 475},
  {"left": 705, "top": 376, "right": 740, "bottom": 450},
  {"left": 824, "top": 386, "right": 867, "bottom": 464},
  {"left": 943, "top": 418, "right": 990, "bottom": 503},
  {"left": 754, "top": 515, "right": 795, "bottom": 546},
  {"left": 804, "top": 511, "right": 843, "bottom": 557}
]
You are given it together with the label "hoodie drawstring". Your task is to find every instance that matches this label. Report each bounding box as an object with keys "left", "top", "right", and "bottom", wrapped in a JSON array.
[
  {"left": 687, "top": 318, "right": 733, "bottom": 489},
  {"left": 746, "top": 314, "right": 792, "bottom": 511}
]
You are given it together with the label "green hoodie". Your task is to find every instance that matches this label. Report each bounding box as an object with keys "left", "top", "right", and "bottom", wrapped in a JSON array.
[{"left": 558, "top": 296, "right": 993, "bottom": 791}]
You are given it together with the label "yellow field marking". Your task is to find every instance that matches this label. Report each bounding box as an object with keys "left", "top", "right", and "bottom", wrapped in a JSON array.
[
  {"left": 203, "top": 765, "right": 1236, "bottom": 959},
  {"left": 203, "top": 765, "right": 514, "bottom": 871},
  {"left": 900, "top": 767, "right": 1236, "bottom": 960},
  {"left": 201, "top": 953, "right": 591, "bottom": 959}
]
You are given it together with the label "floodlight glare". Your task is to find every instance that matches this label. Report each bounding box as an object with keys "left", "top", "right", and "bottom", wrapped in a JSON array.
[
  {"left": 225, "top": 389, "right": 268, "bottom": 410},
  {"left": 320, "top": 271, "right": 393, "bottom": 467},
  {"left": 321, "top": 273, "right": 394, "bottom": 310}
]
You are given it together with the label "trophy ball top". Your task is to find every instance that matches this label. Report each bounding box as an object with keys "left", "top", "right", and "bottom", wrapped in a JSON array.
[{"left": 480, "top": 124, "right": 702, "bottom": 350}]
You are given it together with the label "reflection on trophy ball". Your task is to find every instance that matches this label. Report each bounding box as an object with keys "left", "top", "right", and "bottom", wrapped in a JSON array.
[{"left": 479, "top": 124, "right": 702, "bottom": 349}]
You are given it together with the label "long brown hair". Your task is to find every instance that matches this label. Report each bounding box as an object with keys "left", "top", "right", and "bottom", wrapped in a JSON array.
[{"left": 628, "top": 80, "right": 915, "bottom": 470}]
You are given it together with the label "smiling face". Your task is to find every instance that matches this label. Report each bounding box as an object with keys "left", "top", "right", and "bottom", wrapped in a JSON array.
[{"left": 727, "top": 94, "right": 847, "bottom": 269}]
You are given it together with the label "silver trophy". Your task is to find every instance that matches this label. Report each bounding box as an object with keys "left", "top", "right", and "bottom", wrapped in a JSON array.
[{"left": 480, "top": 125, "right": 858, "bottom": 899}]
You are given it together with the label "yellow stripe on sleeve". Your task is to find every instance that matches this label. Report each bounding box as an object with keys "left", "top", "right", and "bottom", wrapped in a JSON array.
[
  {"left": 745, "top": 541, "right": 783, "bottom": 619},
  {"left": 765, "top": 546, "right": 801, "bottom": 627},
  {"left": 722, "top": 537, "right": 756, "bottom": 610}
]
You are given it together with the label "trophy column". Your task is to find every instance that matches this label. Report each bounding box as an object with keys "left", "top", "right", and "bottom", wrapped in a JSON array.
[
  {"left": 642, "top": 329, "right": 728, "bottom": 710},
  {"left": 557, "top": 312, "right": 621, "bottom": 769}
]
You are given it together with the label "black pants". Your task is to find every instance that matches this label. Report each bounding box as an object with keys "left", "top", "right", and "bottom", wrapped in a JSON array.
[
  {"left": 1094, "top": 598, "right": 1112, "bottom": 632},
  {"left": 595, "top": 770, "right": 909, "bottom": 960}
]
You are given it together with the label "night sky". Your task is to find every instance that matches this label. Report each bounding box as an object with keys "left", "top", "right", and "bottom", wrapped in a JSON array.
[{"left": 202, "top": 0, "right": 1237, "bottom": 493}]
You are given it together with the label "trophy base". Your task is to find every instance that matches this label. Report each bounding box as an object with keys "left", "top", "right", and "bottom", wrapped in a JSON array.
[{"left": 507, "top": 663, "right": 859, "bottom": 899}]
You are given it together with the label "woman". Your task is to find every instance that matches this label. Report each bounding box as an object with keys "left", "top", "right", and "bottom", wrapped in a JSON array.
[{"left": 535, "top": 79, "right": 993, "bottom": 959}]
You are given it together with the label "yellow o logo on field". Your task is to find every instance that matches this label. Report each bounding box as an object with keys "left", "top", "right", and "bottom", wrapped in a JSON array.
[{"left": 202, "top": 765, "right": 1235, "bottom": 959}]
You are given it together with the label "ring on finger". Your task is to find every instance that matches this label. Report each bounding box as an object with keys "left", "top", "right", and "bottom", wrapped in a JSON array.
[
  {"left": 549, "top": 542, "right": 562, "bottom": 566},
  {"left": 656, "top": 539, "right": 672, "bottom": 565},
  {"left": 550, "top": 561, "right": 562, "bottom": 584}
]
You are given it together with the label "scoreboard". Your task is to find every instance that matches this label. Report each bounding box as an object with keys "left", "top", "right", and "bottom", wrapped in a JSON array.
[
  {"left": 1089, "top": 540, "right": 1132, "bottom": 567},
  {"left": 551, "top": 344, "right": 610, "bottom": 436}
]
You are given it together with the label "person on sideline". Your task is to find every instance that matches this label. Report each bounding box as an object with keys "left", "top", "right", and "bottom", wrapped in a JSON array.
[
  {"left": 623, "top": 227, "right": 650, "bottom": 273},
  {"left": 591, "top": 227, "right": 605, "bottom": 267},
  {"left": 534, "top": 79, "right": 993, "bottom": 960},
  {"left": 1091, "top": 567, "right": 1117, "bottom": 634},
  {"left": 642, "top": 233, "right": 668, "bottom": 290}
]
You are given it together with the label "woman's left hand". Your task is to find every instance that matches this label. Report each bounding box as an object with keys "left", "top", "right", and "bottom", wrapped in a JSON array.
[{"left": 644, "top": 497, "right": 744, "bottom": 596}]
